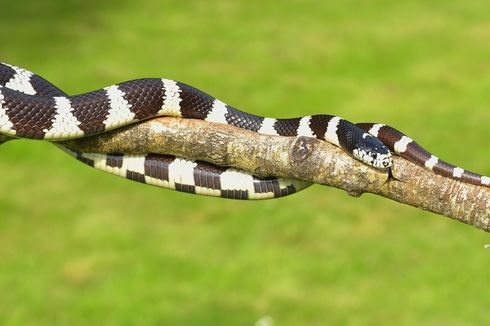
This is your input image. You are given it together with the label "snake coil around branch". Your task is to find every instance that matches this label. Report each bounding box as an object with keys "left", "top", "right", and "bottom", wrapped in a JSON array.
[
  {"left": 0, "top": 62, "right": 488, "bottom": 231},
  {"left": 61, "top": 117, "right": 490, "bottom": 232}
]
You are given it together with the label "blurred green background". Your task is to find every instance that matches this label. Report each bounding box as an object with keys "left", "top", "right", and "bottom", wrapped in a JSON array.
[{"left": 1, "top": 0, "right": 489, "bottom": 324}]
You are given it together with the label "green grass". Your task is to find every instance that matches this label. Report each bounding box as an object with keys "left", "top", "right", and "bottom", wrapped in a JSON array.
[{"left": 1, "top": 0, "right": 490, "bottom": 324}]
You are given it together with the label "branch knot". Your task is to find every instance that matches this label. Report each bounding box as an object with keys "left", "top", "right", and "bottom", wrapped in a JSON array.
[{"left": 290, "top": 136, "right": 316, "bottom": 162}]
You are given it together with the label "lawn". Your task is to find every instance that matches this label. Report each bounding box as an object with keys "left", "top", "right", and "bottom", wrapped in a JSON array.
[{"left": 1, "top": 0, "right": 489, "bottom": 324}]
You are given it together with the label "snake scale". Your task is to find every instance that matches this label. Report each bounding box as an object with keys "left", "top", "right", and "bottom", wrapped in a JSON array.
[{"left": 0, "top": 63, "right": 488, "bottom": 200}]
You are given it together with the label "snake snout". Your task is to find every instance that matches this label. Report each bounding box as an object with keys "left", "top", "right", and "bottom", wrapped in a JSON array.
[{"left": 353, "top": 133, "right": 392, "bottom": 170}]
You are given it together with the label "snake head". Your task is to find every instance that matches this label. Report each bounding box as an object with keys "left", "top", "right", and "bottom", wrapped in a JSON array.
[{"left": 352, "top": 133, "right": 392, "bottom": 169}]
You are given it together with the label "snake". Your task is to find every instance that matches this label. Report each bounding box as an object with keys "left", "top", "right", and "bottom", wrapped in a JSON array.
[{"left": 0, "top": 63, "right": 488, "bottom": 200}]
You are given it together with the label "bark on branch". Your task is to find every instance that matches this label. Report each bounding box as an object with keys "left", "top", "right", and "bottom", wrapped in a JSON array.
[{"left": 59, "top": 117, "right": 490, "bottom": 232}]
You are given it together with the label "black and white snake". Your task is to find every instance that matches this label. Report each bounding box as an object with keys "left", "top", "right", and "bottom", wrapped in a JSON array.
[{"left": 0, "top": 63, "right": 488, "bottom": 199}]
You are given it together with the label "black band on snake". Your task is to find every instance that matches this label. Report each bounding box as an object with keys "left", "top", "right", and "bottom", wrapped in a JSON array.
[{"left": 0, "top": 63, "right": 488, "bottom": 198}]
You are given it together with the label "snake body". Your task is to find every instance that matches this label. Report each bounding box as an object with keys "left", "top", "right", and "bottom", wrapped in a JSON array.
[
  {"left": 0, "top": 63, "right": 488, "bottom": 199},
  {"left": 0, "top": 63, "right": 309, "bottom": 199}
]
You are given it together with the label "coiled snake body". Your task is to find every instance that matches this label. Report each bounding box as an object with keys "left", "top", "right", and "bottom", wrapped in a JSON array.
[{"left": 0, "top": 63, "right": 488, "bottom": 199}]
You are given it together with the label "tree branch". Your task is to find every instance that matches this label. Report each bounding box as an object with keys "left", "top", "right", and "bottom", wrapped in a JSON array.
[{"left": 60, "top": 117, "right": 490, "bottom": 232}]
